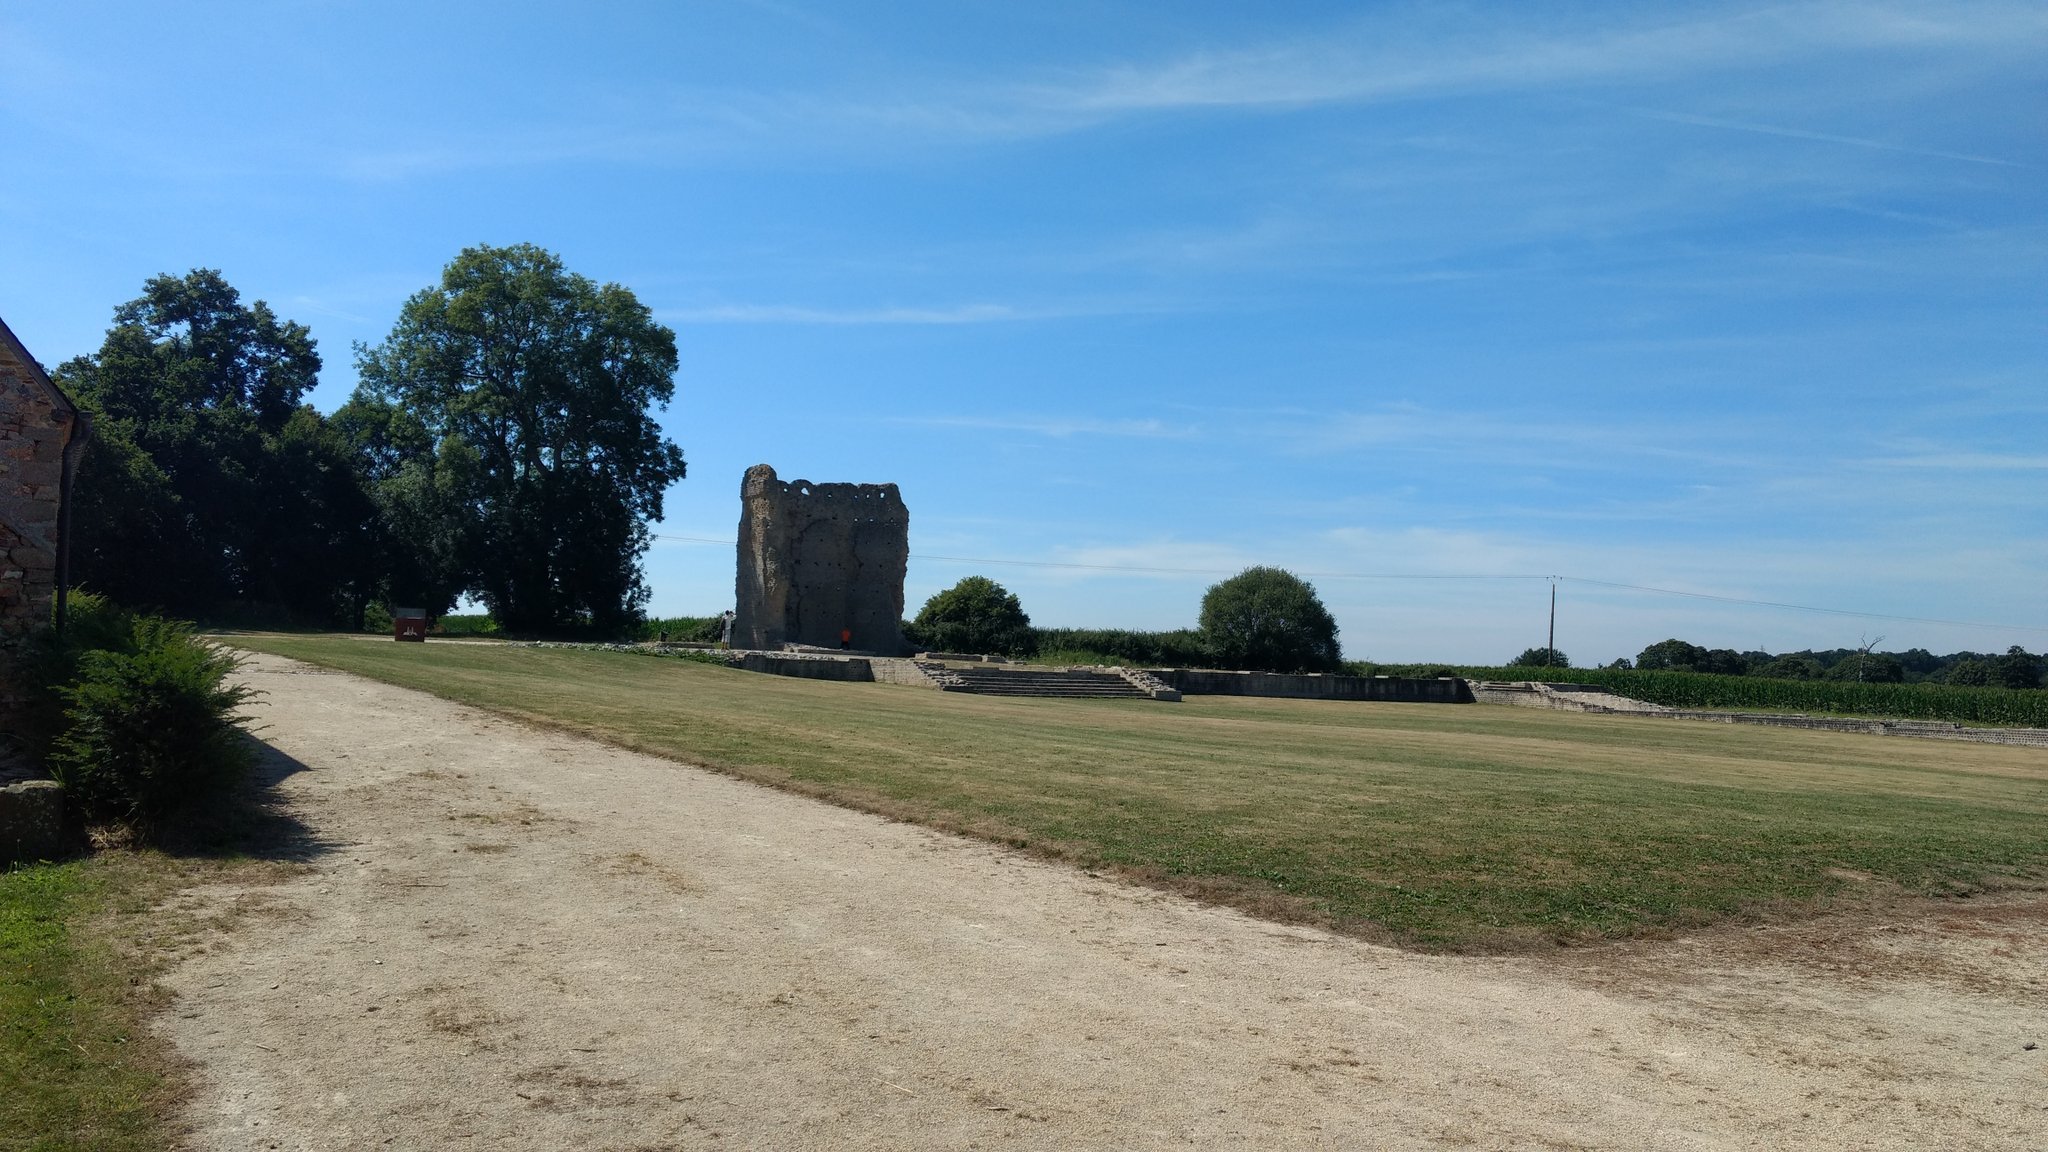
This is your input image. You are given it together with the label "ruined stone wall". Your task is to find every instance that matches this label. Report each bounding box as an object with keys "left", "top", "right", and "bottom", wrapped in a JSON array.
[
  {"left": 1149, "top": 669, "right": 1472, "bottom": 703},
  {"left": 0, "top": 324, "right": 78, "bottom": 719},
  {"left": 733, "top": 464, "right": 909, "bottom": 655}
]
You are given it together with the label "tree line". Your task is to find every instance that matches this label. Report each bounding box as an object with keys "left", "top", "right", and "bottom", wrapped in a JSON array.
[
  {"left": 52, "top": 246, "right": 687, "bottom": 635},
  {"left": 1589, "top": 638, "right": 2045, "bottom": 689},
  {"left": 906, "top": 568, "right": 1344, "bottom": 672}
]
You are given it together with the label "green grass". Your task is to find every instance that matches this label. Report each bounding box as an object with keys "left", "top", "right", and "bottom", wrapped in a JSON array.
[
  {"left": 1, "top": 857, "right": 170, "bottom": 1152},
  {"left": 239, "top": 634, "right": 2048, "bottom": 950}
]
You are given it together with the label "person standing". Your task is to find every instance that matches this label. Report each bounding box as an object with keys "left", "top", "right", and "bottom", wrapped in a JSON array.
[{"left": 840, "top": 627, "right": 852, "bottom": 650}]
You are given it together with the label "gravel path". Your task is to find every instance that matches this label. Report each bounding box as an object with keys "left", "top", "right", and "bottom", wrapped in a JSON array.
[{"left": 155, "top": 653, "right": 2047, "bottom": 1150}]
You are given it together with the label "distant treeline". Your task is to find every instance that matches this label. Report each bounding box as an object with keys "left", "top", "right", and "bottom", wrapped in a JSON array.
[{"left": 1595, "top": 638, "right": 2045, "bottom": 689}]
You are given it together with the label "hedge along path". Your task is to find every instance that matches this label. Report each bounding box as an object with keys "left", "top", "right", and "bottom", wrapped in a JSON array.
[
  {"left": 232, "top": 635, "right": 2048, "bottom": 951},
  {"left": 144, "top": 650, "right": 2048, "bottom": 1150}
]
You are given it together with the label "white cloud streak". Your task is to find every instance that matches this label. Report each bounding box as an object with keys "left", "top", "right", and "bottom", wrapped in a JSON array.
[
  {"left": 660, "top": 303, "right": 1039, "bottom": 325},
  {"left": 1609, "top": 105, "right": 2032, "bottom": 168},
  {"left": 310, "top": 1, "right": 2048, "bottom": 176},
  {"left": 896, "top": 414, "right": 1199, "bottom": 440}
]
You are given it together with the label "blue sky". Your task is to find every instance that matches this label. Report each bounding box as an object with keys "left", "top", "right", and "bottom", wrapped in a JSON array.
[{"left": 5, "top": 1, "right": 2043, "bottom": 663}]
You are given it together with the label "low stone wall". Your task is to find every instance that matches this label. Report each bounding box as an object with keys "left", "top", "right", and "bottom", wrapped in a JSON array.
[
  {"left": 1468, "top": 681, "right": 1669, "bottom": 713},
  {"left": 1150, "top": 669, "right": 1470, "bottom": 703},
  {"left": 871, "top": 659, "right": 947, "bottom": 688},
  {"left": 1, "top": 779, "right": 65, "bottom": 864},
  {"left": 737, "top": 652, "right": 875, "bottom": 682}
]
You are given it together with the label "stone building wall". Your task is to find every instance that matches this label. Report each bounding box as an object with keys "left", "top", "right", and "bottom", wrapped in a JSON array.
[
  {"left": 0, "top": 318, "right": 81, "bottom": 720},
  {"left": 733, "top": 464, "right": 910, "bottom": 655}
]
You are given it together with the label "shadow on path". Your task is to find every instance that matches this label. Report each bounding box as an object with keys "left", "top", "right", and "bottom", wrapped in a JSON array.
[{"left": 154, "top": 738, "right": 340, "bottom": 864}]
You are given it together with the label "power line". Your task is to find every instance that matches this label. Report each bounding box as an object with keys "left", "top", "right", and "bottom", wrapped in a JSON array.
[{"left": 648, "top": 533, "right": 2048, "bottom": 635}]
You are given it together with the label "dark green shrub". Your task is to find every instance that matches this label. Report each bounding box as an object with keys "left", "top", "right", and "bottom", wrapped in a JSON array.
[
  {"left": 362, "top": 602, "right": 394, "bottom": 634},
  {"left": 435, "top": 613, "right": 501, "bottom": 636},
  {"left": 1198, "top": 567, "right": 1342, "bottom": 673},
  {"left": 638, "top": 615, "right": 723, "bottom": 643},
  {"left": 1511, "top": 647, "right": 1570, "bottom": 668},
  {"left": 47, "top": 617, "right": 255, "bottom": 833},
  {"left": 1028, "top": 628, "right": 1213, "bottom": 667},
  {"left": 13, "top": 592, "right": 139, "bottom": 763},
  {"left": 911, "top": 577, "right": 1034, "bottom": 656}
]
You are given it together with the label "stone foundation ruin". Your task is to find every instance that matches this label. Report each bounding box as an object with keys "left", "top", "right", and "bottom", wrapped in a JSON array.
[{"left": 732, "top": 464, "right": 910, "bottom": 654}]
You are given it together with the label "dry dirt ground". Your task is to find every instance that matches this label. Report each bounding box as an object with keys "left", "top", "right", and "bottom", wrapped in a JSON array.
[{"left": 152, "top": 653, "right": 2047, "bottom": 1150}]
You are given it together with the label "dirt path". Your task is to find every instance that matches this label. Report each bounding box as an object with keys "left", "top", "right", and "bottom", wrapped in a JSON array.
[{"left": 154, "top": 653, "right": 2046, "bottom": 1150}]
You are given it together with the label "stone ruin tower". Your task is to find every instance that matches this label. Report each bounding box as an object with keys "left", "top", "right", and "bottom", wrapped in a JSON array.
[{"left": 732, "top": 464, "right": 910, "bottom": 654}]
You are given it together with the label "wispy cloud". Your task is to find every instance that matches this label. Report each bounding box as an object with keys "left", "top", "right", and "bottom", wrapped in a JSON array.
[
  {"left": 1018, "top": 2, "right": 2046, "bottom": 119},
  {"left": 306, "top": 1, "right": 2048, "bottom": 175},
  {"left": 1870, "top": 452, "right": 2048, "bottom": 470},
  {"left": 660, "top": 302, "right": 1041, "bottom": 325},
  {"left": 895, "top": 415, "right": 1199, "bottom": 440},
  {"left": 1607, "top": 105, "right": 2032, "bottom": 168}
]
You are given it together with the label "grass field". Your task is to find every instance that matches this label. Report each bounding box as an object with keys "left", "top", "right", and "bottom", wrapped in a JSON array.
[
  {"left": 235, "top": 634, "right": 2048, "bottom": 950},
  {"left": 1, "top": 855, "right": 181, "bottom": 1152}
]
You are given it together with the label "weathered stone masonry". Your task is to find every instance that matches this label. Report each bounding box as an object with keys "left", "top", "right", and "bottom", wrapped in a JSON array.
[
  {"left": 733, "top": 464, "right": 910, "bottom": 655},
  {"left": 0, "top": 316, "right": 84, "bottom": 723}
]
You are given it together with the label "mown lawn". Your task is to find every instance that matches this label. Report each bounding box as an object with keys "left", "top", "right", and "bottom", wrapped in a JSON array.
[
  {"left": 236, "top": 634, "right": 2048, "bottom": 950},
  {"left": 1, "top": 856, "right": 171, "bottom": 1152}
]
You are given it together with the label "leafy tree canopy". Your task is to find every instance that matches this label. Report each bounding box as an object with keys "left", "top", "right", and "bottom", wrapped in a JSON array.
[
  {"left": 1634, "top": 638, "right": 1707, "bottom": 671},
  {"left": 1198, "top": 567, "right": 1341, "bottom": 673},
  {"left": 54, "top": 270, "right": 374, "bottom": 622},
  {"left": 351, "top": 244, "right": 687, "bottom": 634},
  {"left": 1756, "top": 654, "right": 1824, "bottom": 681},
  {"left": 910, "top": 576, "right": 1033, "bottom": 655},
  {"left": 1944, "top": 658, "right": 1992, "bottom": 686},
  {"left": 1512, "top": 647, "right": 1570, "bottom": 668},
  {"left": 1825, "top": 651, "right": 1905, "bottom": 683},
  {"left": 1993, "top": 646, "right": 2044, "bottom": 690}
]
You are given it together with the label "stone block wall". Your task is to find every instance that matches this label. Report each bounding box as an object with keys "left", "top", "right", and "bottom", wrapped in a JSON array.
[
  {"left": 1149, "top": 669, "right": 1472, "bottom": 703},
  {"left": 733, "top": 464, "right": 910, "bottom": 655},
  {"left": 0, "top": 319, "right": 80, "bottom": 723},
  {"left": 0, "top": 780, "right": 66, "bottom": 864},
  {"left": 736, "top": 652, "right": 878, "bottom": 682}
]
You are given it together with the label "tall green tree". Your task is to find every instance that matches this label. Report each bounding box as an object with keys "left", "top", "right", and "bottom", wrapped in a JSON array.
[
  {"left": 351, "top": 244, "right": 687, "bottom": 634},
  {"left": 1993, "top": 646, "right": 2044, "bottom": 690},
  {"left": 911, "top": 576, "right": 1034, "bottom": 655},
  {"left": 1198, "top": 567, "right": 1342, "bottom": 673},
  {"left": 1635, "top": 638, "right": 1708, "bottom": 671},
  {"left": 328, "top": 395, "right": 475, "bottom": 622},
  {"left": 54, "top": 270, "right": 375, "bottom": 621}
]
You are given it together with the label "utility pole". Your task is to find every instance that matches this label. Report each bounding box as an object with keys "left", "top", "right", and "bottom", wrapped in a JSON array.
[{"left": 1547, "top": 582, "right": 1557, "bottom": 667}]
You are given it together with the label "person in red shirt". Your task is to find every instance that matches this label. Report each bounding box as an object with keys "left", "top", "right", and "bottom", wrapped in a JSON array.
[{"left": 840, "top": 627, "right": 852, "bottom": 650}]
